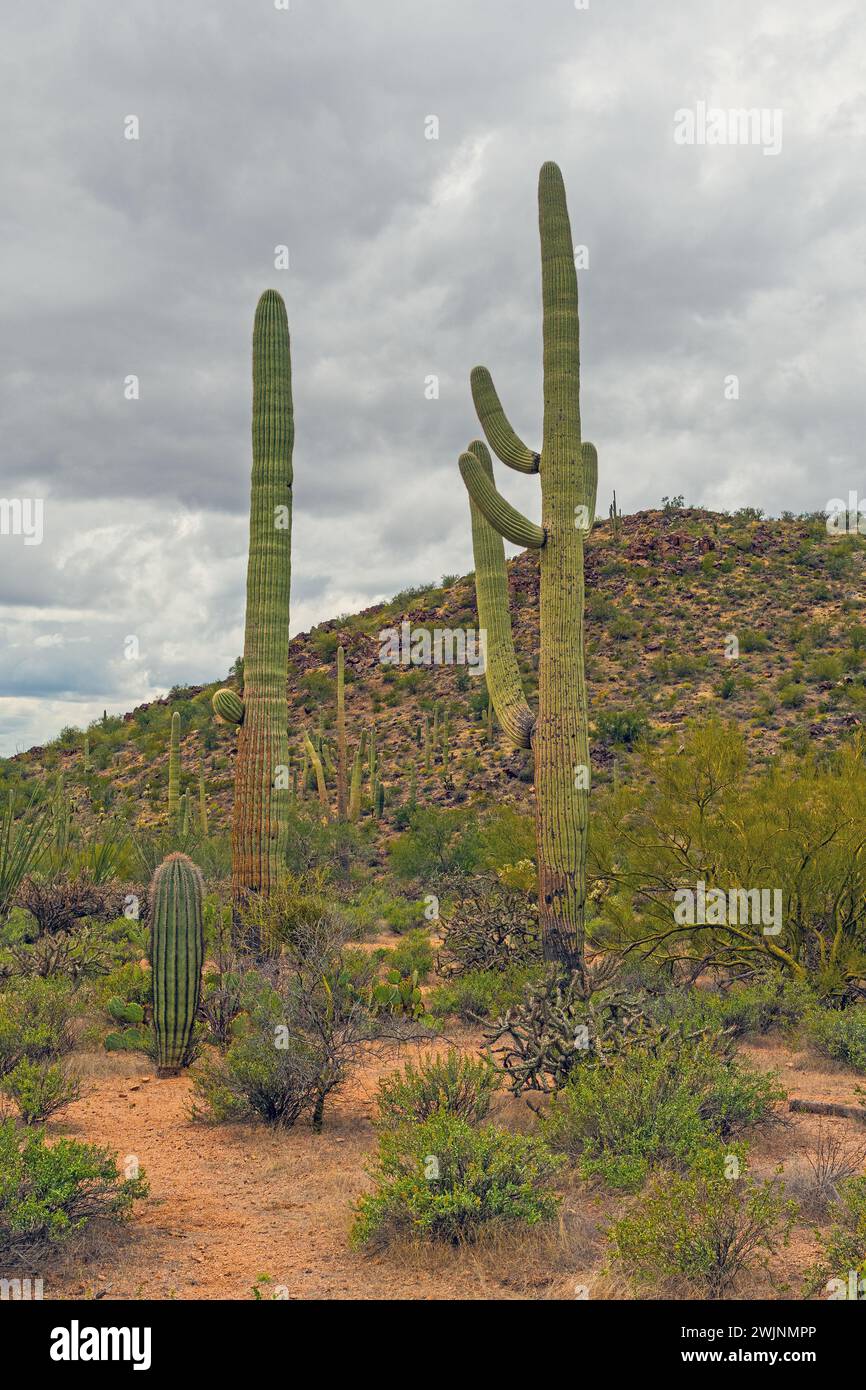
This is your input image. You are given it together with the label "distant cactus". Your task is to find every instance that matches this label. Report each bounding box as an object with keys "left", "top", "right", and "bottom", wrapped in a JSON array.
[
  {"left": 168, "top": 711, "right": 181, "bottom": 828},
  {"left": 83, "top": 733, "right": 91, "bottom": 774},
  {"left": 150, "top": 852, "right": 204, "bottom": 1075},
  {"left": 349, "top": 731, "right": 365, "bottom": 821},
  {"left": 456, "top": 163, "right": 597, "bottom": 982},
  {"left": 211, "top": 291, "right": 293, "bottom": 900},
  {"left": 336, "top": 646, "right": 347, "bottom": 820},
  {"left": 198, "top": 752, "right": 208, "bottom": 836},
  {"left": 303, "top": 730, "right": 329, "bottom": 814}
]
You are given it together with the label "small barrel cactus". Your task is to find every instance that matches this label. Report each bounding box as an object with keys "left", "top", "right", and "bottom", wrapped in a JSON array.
[{"left": 150, "top": 852, "right": 204, "bottom": 1076}]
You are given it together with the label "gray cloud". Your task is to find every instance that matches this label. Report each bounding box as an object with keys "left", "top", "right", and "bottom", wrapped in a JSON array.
[{"left": 1, "top": 0, "right": 864, "bottom": 752}]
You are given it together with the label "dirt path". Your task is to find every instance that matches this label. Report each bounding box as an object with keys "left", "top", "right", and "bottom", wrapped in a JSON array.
[{"left": 36, "top": 1033, "right": 866, "bottom": 1302}]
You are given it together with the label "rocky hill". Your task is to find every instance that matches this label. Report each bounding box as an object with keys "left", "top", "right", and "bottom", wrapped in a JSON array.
[{"left": 3, "top": 506, "right": 863, "bottom": 829}]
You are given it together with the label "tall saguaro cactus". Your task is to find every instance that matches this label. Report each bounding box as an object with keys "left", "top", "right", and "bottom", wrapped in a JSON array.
[
  {"left": 457, "top": 162, "right": 597, "bottom": 982},
  {"left": 212, "top": 290, "right": 293, "bottom": 900},
  {"left": 150, "top": 852, "right": 204, "bottom": 1076}
]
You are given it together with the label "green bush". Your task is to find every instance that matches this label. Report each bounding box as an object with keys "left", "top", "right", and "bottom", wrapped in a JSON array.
[
  {"left": 351, "top": 1112, "right": 563, "bottom": 1249},
  {"left": 375, "top": 1050, "right": 497, "bottom": 1128},
  {"left": 0, "top": 978, "right": 76, "bottom": 1078},
  {"left": 384, "top": 928, "right": 433, "bottom": 983},
  {"left": 540, "top": 1036, "right": 783, "bottom": 1190},
  {"left": 609, "top": 1146, "right": 795, "bottom": 1299},
  {"left": 0, "top": 1058, "right": 80, "bottom": 1125},
  {"left": 807, "top": 1007, "right": 866, "bottom": 1072},
  {"left": 653, "top": 977, "right": 811, "bottom": 1039},
  {"left": 809, "top": 1176, "right": 866, "bottom": 1297},
  {"left": 427, "top": 965, "right": 544, "bottom": 1022},
  {"left": 0, "top": 1119, "right": 147, "bottom": 1259},
  {"left": 596, "top": 709, "right": 647, "bottom": 747},
  {"left": 739, "top": 629, "right": 770, "bottom": 653}
]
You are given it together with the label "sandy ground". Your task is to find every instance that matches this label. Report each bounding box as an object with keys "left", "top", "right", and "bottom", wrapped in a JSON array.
[{"left": 19, "top": 1031, "right": 866, "bottom": 1302}]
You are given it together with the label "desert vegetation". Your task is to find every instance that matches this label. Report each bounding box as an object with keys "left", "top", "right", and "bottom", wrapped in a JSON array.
[{"left": 2, "top": 164, "right": 866, "bottom": 1305}]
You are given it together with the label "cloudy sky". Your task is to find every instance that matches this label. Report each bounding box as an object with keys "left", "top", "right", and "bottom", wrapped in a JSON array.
[{"left": 1, "top": 0, "right": 863, "bottom": 755}]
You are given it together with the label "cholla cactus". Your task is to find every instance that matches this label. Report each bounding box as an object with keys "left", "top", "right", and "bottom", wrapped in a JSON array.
[
  {"left": 456, "top": 162, "right": 597, "bottom": 981},
  {"left": 150, "top": 852, "right": 204, "bottom": 1075},
  {"left": 211, "top": 291, "right": 293, "bottom": 900}
]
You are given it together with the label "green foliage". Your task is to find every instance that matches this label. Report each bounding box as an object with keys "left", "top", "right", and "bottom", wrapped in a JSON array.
[
  {"left": 739, "top": 629, "right": 770, "bottom": 653},
  {"left": 384, "top": 928, "right": 433, "bottom": 982},
  {"left": 807, "top": 1006, "right": 866, "bottom": 1072},
  {"left": 375, "top": 1050, "right": 497, "bottom": 1127},
  {"left": 351, "top": 1112, "right": 563, "bottom": 1249},
  {"left": 608, "top": 1146, "right": 796, "bottom": 1299},
  {"left": 596, "top": 708, "right": 647, "bottom": 747},
  {"left": 0, "top": 793, "right": 51, "bottom": 922},
  {"left": 591, "top": 721, "right": 866, "bottom": 989},
  {"left": 0, "top": 978, "right": 76, "bottom": 1078},
  {"left": 540, "top": 1036, "right": 783, "bottom": 1190},
  {"left": 809, "top": 1176, "right": 866, "bottom": 1295},
  {"left": 0, "top": 1118, "right": 147, "bottom": 1259},
  {"left": 0, "top": 1058, "right": 80, "bottom": 1125},
  {"left": 428, "top": 965, "right": 544, "bottom": 1022},
  {"left": 653, "top": 976, "right": 812, "bottom": 1039}
]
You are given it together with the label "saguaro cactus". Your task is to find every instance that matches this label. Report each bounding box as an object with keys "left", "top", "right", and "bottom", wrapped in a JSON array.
[
  {"left": 212, "top": 290, "right": 293, "bottom": 900},
  {"left": 457, "top": 162, "right": 597, "bottom": 981},
  {"left": 336, "top": 645, "right": 347, "bottom": 821},
  {"left": 150, "top": 852, "right": 204, "bottom": 1075},
  {"left": 168, "top": 711, "right": 181, "bottom": 828}
]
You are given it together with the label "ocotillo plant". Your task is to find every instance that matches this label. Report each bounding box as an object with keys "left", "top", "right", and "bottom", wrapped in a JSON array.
[
  {"left": 150, "top": 852, "right": 204, "bottom": 1075},
  {"left": 168, "top": 711, "right": 181, "bottom": 828},
  {"left": 211, "top": 290, "right": 293, "bottom": 900},
  {"left": 456, "top": 162, "right": 597, "bottom": 981}
]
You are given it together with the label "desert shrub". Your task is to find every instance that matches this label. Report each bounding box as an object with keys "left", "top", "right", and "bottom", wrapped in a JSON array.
[
  {"left": 438, "top": 875, "right": 539, "bottom": 976},
  {"left": 596, "top": 708, "right": 647, "bottom": 746},
  {"left": 388, "top": 808, "right": 478, "bottom": 882},
  {"left": 785, "top": 1125, "right": 866, "bottom": 1220},
  {"left": 652, "top": 976, "right": 811, "bottom": 1039},
  {"left": 237, "top": 871, "right": 334, "bottom": 954},
  {"left": 192, "top": 919, "right": 393, "bottom": 1131},
  {"left": 385, "top": 928, "right": 434, "bottom": 982},
  {"left": 807, "top": 1007, "right": 866, "bottom": 1072},
  {"left": 427, "top": 965, "right": 544, "bottom": 1022},
  {"left": 739, "top": 629, "right": 770, "bottom": 653},
  {"left": 808, "top": 1177, "right": 866, "bottom": 1297},
  {"left": 778, "top": 682, "right": 807, "bottom": 708},
  {"left": 609, "top": 1147, "right": 795, "bottom": 1299},
  {"left": 375, "top": 1051, "right": 497, "bottom": 1128},
  {"left": 0, "top": 978, "right": 76, "bottom": 1077},
  {"left": 0, "top": 1058, "right": 80, "bottom": 1125},
  {"left": 540, "top": 1036, "right": 782, "bottom": 1190},
  {"left": 0, "top": 1119, "right": 147, "bottom": 1260},
  {"left": 351, "top": 1113, "right": 563, "bottom": 1249}
]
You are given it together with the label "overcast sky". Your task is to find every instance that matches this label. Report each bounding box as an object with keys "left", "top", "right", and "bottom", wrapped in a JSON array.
[{"left": 1, "top": 0, "right": 863, "bottom": 755}]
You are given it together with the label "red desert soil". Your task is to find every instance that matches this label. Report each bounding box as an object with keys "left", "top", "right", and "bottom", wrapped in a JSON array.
[{"left": 37, "top": 1034, "right": 866, "bottom": 1302}]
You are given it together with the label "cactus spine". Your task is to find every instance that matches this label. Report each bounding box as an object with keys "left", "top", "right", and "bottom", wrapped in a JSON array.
[
  {"left": 168, "top": 711, "right": 180, "bottom": 828},
  {"left": 457, "top": 162, "right": 596, "bottom": 981},
  {"left": 150, "top": 852, "right": 204, "bottom": 1075},
  {"left": 211, "top": 291, "right": 293, "bottom": 900}
]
